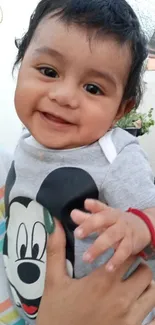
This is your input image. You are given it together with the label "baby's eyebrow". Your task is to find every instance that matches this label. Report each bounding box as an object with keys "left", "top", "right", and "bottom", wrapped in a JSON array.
[
  {"left": 33, "top": 46, "right": 66, "bottom": 62},
  {"left": 87, "top": 68, "right": 117, "bottom": 89}
]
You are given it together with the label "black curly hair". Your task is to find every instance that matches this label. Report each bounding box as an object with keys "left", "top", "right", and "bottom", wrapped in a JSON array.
[{"left": 14, "top": 0, "right": 148, "bottom": 107}]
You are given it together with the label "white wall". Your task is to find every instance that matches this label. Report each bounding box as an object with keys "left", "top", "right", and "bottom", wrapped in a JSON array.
[
  {"left": 0, "top": 0, "right": 39, "bottom": 152},
  {"left": 139, "top": 71, "right": 155, "bottom": 172},
  {"left": 0, "top": 0, "right": 155, "bottom": 173}
]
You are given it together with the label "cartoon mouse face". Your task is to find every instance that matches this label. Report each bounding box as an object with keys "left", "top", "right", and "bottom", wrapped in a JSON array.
[
  {"left": 4, "top": 198, "right": 74, "bottom": 319},
  {"left": 4, "top": 199, "right": 47, "bottom": 318},
  {"left": 3, "top": 163, "right": 99, "bottom": 320}
]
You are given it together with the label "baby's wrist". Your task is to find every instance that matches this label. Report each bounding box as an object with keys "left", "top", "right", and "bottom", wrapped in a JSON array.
[
  {"left": 135, "top": 216, "right": 151, "bottom": 249},
  {"left": 127, "top": 208, "right": 155, "bottom": 260},
  {"left": 126, "top": 210, "right": 151, "bottom": 254}
]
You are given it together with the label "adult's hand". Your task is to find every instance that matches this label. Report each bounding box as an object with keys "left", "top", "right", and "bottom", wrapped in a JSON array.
[{"left": 36, "top": 221, "right": 155, "bottom": 325}]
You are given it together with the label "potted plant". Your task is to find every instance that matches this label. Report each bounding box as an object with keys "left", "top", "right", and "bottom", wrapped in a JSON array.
[{"left": 117, "top": 107, "right": 155, "bottom": 137}]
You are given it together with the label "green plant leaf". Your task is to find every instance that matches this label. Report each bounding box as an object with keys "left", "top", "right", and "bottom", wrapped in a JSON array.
[{"left": 116, "top": 108, "right": 155, "bottom": 135}]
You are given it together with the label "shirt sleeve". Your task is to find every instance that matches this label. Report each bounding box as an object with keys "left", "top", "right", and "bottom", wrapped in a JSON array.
[{"left": 102, "top": 141, "right": 155, "bottom": 211}]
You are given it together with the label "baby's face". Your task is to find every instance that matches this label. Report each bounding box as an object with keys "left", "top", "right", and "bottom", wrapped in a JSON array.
[{"left": 15, "top": 17, "right": 132, "bottom": 149}]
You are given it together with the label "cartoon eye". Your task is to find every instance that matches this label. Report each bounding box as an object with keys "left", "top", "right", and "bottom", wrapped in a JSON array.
[
  {"left": 31, "top": 222, "right": 47, "bottom": 260},
  {"left": 16, "top": 223, "right": 28, "bottom": 260}
]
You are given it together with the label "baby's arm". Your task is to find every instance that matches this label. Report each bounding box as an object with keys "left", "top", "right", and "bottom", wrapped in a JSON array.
[
  {"left": 72, "top": 140, "right": 155, "bottom": 271},
  {"left": 71, "top": 199, "right": 151, "bottom": 271}
]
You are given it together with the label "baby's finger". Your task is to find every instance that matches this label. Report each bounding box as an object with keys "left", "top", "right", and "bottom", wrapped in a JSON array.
[
  {"left": 71, "top": 209, "right": 91, "bottom": 225},
  {"left": 74, "top": 212, "right": 118, "bottom": 239},
  {"left": 84, "top": 199, "right": 110, "bottom": 214},
  {"left": 71, "top": 200, "right": 110, "bottom": 226},
  {"left": 106, "top": 235, "right": 132, "bottom": 272},
  {"left": 82, "top": 222, "right": 125, "bottom": 262}
]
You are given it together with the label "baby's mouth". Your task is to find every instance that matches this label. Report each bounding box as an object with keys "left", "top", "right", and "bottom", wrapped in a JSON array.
[{"left": 42, "top": 112, "right": 72, "bottom": 125}]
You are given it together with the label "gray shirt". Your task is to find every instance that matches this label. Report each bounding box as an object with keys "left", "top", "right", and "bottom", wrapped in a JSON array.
[{"left": 3, "top": 127, "right": 155, "bottom": 324}]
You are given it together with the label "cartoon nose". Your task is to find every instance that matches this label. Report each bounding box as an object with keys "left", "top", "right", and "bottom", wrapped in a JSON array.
[{"left": 18, "top": 262, "right": 40, "bottom": 284}]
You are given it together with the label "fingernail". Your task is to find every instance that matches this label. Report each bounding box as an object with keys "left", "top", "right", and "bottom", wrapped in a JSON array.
[
  {"left": 85, "top": 198, "right": 94, "bottom": 204},
  {"left": 74, "top": 227, "right": 84, "bottom": 238},
  {"left": 83, "top": 252, "right": 93, "bottom": 262},
  {"left": 106, "top": 263, "right": 115, "bottom": 272},
  {"left": 72, "top": 209, "right": 79, "bottom": 214},
  {"left": 44, "top": 208, "right": 55, "bottom": 234}
]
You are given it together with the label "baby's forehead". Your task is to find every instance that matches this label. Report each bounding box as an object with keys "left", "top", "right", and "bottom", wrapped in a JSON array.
[{"left": 27, "top": 18, "right": 132, "bottom": 85}]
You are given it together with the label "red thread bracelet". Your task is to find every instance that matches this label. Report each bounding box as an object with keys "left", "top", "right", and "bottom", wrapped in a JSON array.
[{"left": 127, "top": 208, "right": 155, "bottom": 259}]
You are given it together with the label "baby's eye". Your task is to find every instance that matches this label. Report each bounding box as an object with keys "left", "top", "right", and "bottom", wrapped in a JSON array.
[
  {"left": 38, "top": 67, "right": 59, "bottom": 78},
  {"left": 84, "top": 84, "right": 103, "bottom": 95}
]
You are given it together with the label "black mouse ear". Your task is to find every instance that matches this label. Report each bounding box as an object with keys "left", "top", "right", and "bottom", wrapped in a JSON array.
[
  {"left": 36, "top": 167, "right": 99, "bottom": 221},
  {"left": 5, "top": 161, "right": 16, "bottom": 218}
]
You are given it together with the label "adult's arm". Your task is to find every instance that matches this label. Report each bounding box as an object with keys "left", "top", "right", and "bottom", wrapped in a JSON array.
[{"left": 36, "top": 221, "right": 155, "bottom": 325}]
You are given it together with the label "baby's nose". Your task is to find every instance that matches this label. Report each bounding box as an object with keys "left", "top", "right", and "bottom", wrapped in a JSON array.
[{"left": 48, "top": 81, "right": 79, "bottom": 109}]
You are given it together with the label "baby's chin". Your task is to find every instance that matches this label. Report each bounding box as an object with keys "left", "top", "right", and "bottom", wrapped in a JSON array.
[
  {"left": 32, "top": 130, "right": 105, "bottom": 150},
  {"left": 31, "top": 131, "right": 81, "bottom": 150},
  {"left": 29, "top": 121, "right": 103, "bottom": 150}
]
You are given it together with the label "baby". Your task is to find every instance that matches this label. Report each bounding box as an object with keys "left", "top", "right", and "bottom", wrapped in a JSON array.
[{"left": 2, "top": 0, "right": 155, "bottom": 324}]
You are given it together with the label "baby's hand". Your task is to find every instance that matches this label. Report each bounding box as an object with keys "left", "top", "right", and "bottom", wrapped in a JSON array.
[{"left": 71, "top": 199, "right": 151, "bottom": 272}]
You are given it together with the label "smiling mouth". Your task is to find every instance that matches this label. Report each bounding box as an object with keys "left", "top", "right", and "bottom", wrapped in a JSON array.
[
  {"left": 22, "top": 304, "right": 38, "bottom": 316},
  {"left": 40, "top": 112, "right": 72, "bottom": 126},
  {"left": 9, "top": 281, "right": 41, "bottom": 318}
]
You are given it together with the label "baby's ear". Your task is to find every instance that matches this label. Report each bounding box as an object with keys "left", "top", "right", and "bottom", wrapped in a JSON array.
[{"left": 115, "top": 98, "right": 135, "bottom": 122}]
